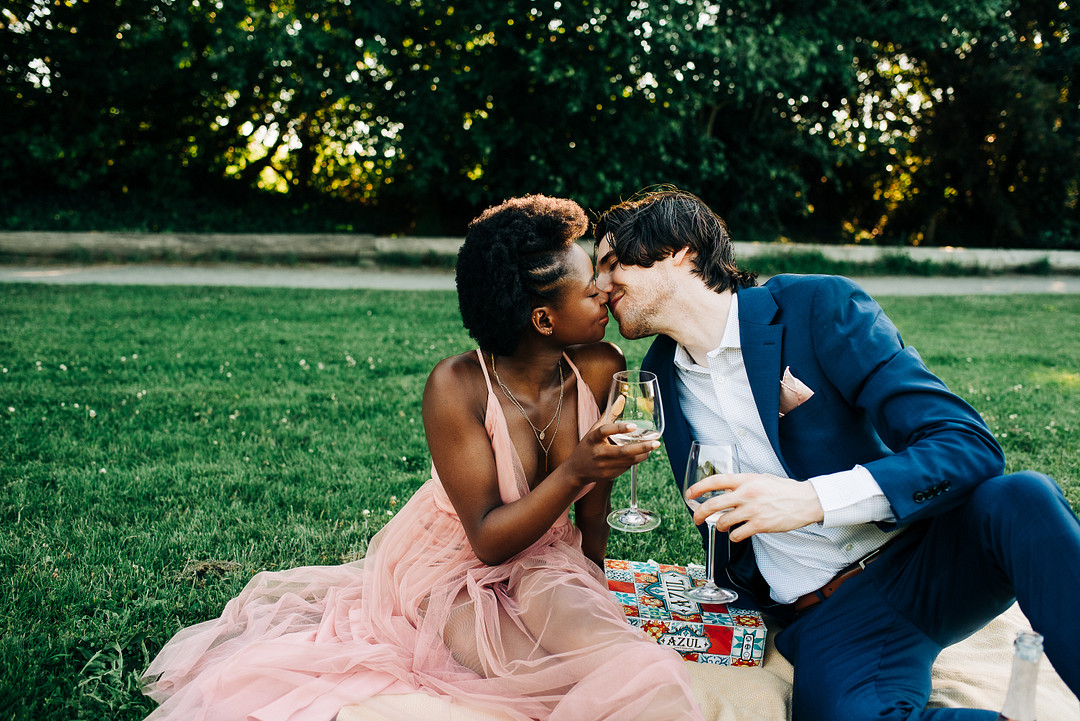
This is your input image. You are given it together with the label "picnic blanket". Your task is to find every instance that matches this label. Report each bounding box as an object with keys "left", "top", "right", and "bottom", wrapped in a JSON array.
[{"left": 336, "top": 603, "right": 1078, "bottom": 721}]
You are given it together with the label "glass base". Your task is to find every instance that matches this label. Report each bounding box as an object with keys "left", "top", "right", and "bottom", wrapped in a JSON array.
[
  {"left": 607, "top": 506, "right": 660, "bottom": 533},
  {"left": 685, "top": 583, "right": 738, "bottom": 604}
]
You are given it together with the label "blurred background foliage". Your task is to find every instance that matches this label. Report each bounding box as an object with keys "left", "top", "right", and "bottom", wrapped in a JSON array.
[{"left": 1, "top": 0, "right": 1076, "bottom": 247}]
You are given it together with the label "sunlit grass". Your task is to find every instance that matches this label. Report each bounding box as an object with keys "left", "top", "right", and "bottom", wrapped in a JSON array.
[{"left": 1, "top": 285, "right": 1077, "bottom": 720}]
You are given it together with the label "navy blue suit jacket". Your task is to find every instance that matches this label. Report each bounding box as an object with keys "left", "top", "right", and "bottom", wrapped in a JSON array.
[{"left": 642, "top": 274, "right": 1005, "bottom": 610}]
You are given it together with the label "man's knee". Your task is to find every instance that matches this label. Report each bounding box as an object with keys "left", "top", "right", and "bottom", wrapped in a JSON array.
[{"left": 967, "top": 471, "right": 1062, "bottom": 517}]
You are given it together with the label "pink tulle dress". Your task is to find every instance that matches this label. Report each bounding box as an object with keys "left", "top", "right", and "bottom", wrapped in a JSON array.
[{"left": 142, "top": 350, "right": 702, "bottom": 721}]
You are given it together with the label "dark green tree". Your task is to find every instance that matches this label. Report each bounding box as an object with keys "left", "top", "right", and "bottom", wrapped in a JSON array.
[{"left": 2, "top": 0, "right": 1076, "bottom": 245}]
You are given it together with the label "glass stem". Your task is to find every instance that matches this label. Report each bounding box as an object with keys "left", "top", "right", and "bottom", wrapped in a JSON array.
[
  {"left": 705, "top": 520, "right": 717, "bottom": 588},
  {"left": 628, "top": 465, "right": 639, "bottom": 511}
]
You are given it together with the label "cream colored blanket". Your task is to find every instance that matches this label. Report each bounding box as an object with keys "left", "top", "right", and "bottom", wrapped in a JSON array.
[{"left": 338, "top": 604, "right": 1077, "bottom": 721}]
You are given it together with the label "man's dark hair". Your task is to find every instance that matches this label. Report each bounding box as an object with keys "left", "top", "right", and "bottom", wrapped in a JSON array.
[
  {"left": 456, "top": 194, "right": 587, "bottom": 355},
  {"left": 594, "top": 188, "right": 757, "bottom": 292}
]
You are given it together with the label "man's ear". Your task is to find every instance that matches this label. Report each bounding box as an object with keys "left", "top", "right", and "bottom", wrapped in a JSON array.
[
  {"left": 672, "top": 247, "right": 691, "bottom": 265},
  {"left": 531, "top": 306, "right": 555, "bottom": 336}
]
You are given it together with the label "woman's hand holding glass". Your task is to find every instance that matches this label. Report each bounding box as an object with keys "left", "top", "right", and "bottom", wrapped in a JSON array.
[
  {"left": 559, "top": 393, "right": 660, "bottom": 492},
  {"left": 605, "top": 370, "right": 665, "bottom": 532}
]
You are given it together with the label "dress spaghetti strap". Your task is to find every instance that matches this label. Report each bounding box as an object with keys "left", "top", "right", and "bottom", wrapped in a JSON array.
[{"left": 474, "top": 348, "right": 494, "bottom": 392}]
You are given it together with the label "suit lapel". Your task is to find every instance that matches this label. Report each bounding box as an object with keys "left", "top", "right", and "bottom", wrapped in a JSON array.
[{"left": 737, "top": 287, "right": 789, "bottom": 473}]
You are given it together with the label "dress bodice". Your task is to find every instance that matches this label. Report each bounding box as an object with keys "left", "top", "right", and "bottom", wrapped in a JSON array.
[{"left": 429, "top": 350, "right": 601, "bottom": 524}]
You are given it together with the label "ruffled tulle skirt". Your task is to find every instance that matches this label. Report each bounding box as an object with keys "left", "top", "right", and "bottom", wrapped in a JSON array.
[{"left": 142, "top": 481, "right": 702, "bottom": 721}]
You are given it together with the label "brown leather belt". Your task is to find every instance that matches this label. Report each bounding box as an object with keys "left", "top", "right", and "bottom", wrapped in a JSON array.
[{"left": 793, "top": 544, "right": 888, "bottom": 614}]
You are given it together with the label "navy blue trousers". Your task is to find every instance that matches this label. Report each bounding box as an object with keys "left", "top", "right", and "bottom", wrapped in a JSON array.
[{"left": 773, "top": 472, "right": 1080, "bottom": 720}]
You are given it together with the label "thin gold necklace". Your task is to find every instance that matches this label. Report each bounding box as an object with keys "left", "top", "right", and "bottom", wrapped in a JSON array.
[{"left": 490, "top": 354, "right": 564, "bottom": 467}]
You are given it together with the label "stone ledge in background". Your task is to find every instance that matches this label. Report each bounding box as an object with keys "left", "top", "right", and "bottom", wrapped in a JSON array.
[{"left": 2, "top": 232, "right": 1079, "bottom": 271}]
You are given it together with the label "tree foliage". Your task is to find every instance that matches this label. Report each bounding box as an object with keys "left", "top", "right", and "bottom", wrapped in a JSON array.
[{"left": 2, "top": 0, "right": 1076, "bottom": 246}]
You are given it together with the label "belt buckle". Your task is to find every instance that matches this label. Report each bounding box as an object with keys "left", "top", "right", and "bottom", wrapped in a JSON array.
[{"left": 856, "top": 545, "right": 884, "bottom": 570}]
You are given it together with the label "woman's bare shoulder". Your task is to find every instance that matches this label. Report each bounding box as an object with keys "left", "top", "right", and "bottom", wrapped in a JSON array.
[
  {"left": 425, "top": 351, "right": 486, "bottom": 401},
  {"left": 565, "top": 341, "right": 626, "bottom": 406}
]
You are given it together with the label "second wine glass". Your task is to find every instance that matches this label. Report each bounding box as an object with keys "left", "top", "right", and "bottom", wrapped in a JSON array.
[
  {"left": 606, "top": 370, "right": 665, "bottom": 533},
  {"left": 680, "top": 441, "right": 739, "bottom": 604}
]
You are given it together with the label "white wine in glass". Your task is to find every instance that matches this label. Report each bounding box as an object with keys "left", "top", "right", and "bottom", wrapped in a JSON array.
[
  {"left": 681, "top": 441, "right": 739, "bottom": 604},
  {"left": 606, "top": 370, "right": 665, "bottom": 533}
]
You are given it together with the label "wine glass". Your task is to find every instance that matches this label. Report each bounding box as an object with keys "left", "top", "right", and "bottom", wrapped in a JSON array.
[
  {"left": 606, "top": 370, "right": 665, "bottom": 533},
  {"left": 680, "top": 441, "right": 739, "bottom": 604}
]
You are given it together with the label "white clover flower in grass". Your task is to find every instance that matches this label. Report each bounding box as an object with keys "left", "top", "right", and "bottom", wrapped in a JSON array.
[
  {"left": 6, "top": 407, "right": 13, "bottom": 413},
  {"left": 59, "top": 364, "right": 67, "bottom": 371},
  {"left": 89, "top": 409, "right": 97, "bottom": 418}
]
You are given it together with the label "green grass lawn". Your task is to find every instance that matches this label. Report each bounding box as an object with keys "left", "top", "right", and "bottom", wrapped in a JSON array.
[{"left": 1, "top": 284, "right": 1077, "bottom": 720}]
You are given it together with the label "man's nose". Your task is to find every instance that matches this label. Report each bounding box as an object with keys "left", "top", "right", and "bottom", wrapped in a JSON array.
[{"left": 595, "top": 270, "right": 613, "bottom": 293}]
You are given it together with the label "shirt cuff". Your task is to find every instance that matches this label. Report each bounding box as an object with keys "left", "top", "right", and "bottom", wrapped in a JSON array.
[{"left": 808, "top": 465, "right": 898, "bottom": 527}]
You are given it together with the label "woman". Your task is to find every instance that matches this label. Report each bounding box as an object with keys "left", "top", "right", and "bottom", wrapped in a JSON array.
[{"left": 141, "top": 195, "right": 703, "bottom": 721}]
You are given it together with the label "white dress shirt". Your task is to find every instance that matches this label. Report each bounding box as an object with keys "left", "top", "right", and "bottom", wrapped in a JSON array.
[{"left": 674, "top": 293, "right": 903, "bottom": 604}]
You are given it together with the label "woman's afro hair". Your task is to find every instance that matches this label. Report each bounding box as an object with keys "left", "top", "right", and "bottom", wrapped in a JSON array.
[{"left": 456, "top": 194, "right": 588, "bottom": 356}]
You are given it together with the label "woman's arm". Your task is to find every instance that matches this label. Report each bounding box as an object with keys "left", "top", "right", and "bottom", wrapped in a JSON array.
[
  {"left": 569, "top": 342, "right": 627, "bottom": 567},
  {"left": 424, "top": 352, "right": 650, "bottom": 566},
  {"left": 574, "top": 483, "right": 614, "bottom": 568}
]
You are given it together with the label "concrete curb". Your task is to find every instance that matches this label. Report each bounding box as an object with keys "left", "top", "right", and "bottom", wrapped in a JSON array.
[
  {"left": 3, "top": 232, "right": 1080, "bottom": 272},
  {"left": 4, "top": 263, "right": 1080, "bottom": 295},
  {"left": 0, "top": 232, "right": 463, "bottom": 264},
  {"left": 733, "top": 241, "right": 1080, "bottom": 272}
]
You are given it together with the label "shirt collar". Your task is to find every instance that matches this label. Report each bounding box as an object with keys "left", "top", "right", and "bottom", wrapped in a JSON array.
[{"left": 674, "top": 293, "right": 741, "bottom": 371}]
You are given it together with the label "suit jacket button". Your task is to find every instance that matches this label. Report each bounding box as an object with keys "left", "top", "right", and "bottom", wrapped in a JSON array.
[{"left": 913, "top": 491, "right": 926, "bottom": 503}]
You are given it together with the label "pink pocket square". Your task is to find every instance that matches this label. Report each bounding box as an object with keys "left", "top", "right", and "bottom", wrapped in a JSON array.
[{"left": 779, "top": 366, "right": 814, "bottom": 417}]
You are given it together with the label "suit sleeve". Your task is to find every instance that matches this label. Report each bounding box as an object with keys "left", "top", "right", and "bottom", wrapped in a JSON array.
[{"left": 807, "top": 277, "right": 1005, "bottom": 524}]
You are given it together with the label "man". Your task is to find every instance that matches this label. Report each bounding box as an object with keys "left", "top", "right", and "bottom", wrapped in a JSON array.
[{"left": 593, "top": 188, "right": 1080, "bottom": 720}]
